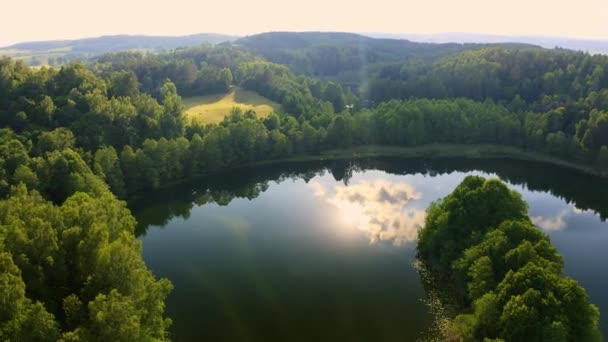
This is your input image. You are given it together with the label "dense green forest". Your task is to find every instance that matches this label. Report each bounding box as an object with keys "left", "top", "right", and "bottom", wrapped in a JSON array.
[
  {"left": 1, "top": 32, "right": 607, "bottom": 340},
  {"left": 236, "top": 32, "right": 476, "bottom": 84},
  {"left": 418, "top": 176, "right": 601, "bottom": 341}
]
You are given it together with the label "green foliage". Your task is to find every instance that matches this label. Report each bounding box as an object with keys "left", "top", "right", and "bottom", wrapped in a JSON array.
[
  {"left": 108, "top": 70, "right": 139, "bottom": 99},
  {"left": 0, "top": 58, "right": 185, "bottom": 150},
  {"left": 0, "top": 251, "right": 60, "bottom": 341},
  {"left": 5, "top": 41, "right": 608, "bottom": 172},
  {"left": 418, "top": 177, "right": 601, "bottom": 341},
  {"left": 237, "top": 32, "right": 468, "bottom": 82},
  {"left": 94, "top": 146, "right": 126, "bottom": 198},
  {"left": 367, "top": 47, "right": 608, "bottom": 105},
  {"left": 0, "top": 184, "right": 172, "bottom": 340},
  {"left": 236, "top": 60, "right": 322, "bottom": 116},
  {"left": 36, "top": 128, "right": 76, "bottom": 154},
  {"left": 418, "top": 176, "right": 528, "bottom": 270},
  {"left": 192, "top": 63, "right": 233, "bottom": 95},
  {"left": 1, "top": 38, "right": 608, "bottom": 341}
]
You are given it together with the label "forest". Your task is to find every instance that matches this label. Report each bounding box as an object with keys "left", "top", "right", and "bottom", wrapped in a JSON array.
[
  {"left": 0, "top": 32, "right": 607, "bottom": 340},
  {"left": 418, "top": 176, "right": 601, "bottom": 341}
]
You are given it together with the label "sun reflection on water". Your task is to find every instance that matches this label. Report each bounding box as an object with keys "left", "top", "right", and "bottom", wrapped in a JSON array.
[{"left": 310, "top": 178, "right": 426, "bottom": 245}]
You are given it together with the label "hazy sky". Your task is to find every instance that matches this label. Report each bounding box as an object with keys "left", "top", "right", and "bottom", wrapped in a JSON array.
[{"left": 3, "top": 0, "right": 608, "bottom": 46}]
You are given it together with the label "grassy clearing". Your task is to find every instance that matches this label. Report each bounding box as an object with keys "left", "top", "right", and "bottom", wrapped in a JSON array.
[{"left": 183, "top": 87, "right": 281, "bottom": 124}]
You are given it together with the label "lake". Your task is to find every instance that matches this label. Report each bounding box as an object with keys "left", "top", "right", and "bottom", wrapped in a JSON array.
[{"left": 133, "top": 158, "right": 608, "bottom": 341}]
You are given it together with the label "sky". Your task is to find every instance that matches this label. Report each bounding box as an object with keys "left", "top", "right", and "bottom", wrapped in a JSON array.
[{"left": 2, "top": 0, "right": 608, "bottom": 46}]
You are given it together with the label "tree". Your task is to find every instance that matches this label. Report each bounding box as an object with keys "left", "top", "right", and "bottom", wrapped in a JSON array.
[
  {"left": 12, "top": 164, "right": 39, "bottom": 189},
  {"left": 108, "top": 70, "right": 140, "bottom": 98},
  {"left": 0, "top": 251, "right": 59, "bottom": 341},
  {"left": 263, "top": 113, "right": 280, "bottom": 130},
  {"left": 33, "top": 96, "right": 55, "bottom": 126},
  {"left": 301, "top": 121, "right": 319, "bottom": 153},
  {"left": 418, "top": 177, "right": 601, "bottom": 342},
  {"left": 192, "top": 65, "right": 233, "bottom": 95},
  {"left": 323, "top": 82, "right": 345, "bottom": 112},
  {"left": 467, "top": 257, "right": 495, "bottom": 299},
  {"left": 120, "top": 145, "right": 140, "bottom": 194},
  {"left": 267, "top": 129, "right": 291, "bottom": 158},
  {"left": 418, "top": 176, "right": 528, "bottom": 271},
  {"left": 94, "top": 146, "right": 126, "bottom": 198},
  {"left": 36, "top": 128, "right": 76, "bottom": 155},
  {"left": 159, "top": 80, "right": 185, "bottom": 138},
  {"left": 327, "top": 115, "right": 353, "bottom": 148},
  {"left": 0, "top": 184, "right": 173, "bottom": 340}
]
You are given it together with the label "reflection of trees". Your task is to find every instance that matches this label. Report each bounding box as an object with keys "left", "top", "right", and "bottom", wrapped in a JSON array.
[
  {"left": 132, "top": 162, "right": 312, "bottom": 235},
  {"left": 133, "top": 157, "right": 608, "bottom": 236},
  {"left": 133, "top": 199, "right": 194, "bottom": 235},
  {"left": 328, "top": 160, "right": 359, "bottom": 185}
]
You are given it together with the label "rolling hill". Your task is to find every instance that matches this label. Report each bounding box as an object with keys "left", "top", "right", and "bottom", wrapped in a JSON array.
[
  {"left": 0, "top": 33, "right": 238, "bottom": 65},
  {"left": 235, "top": 32, "right": 475, "bottom": 77},
  {"left": 4, "top": 30, "right": 604, "bottom": 69},
  {"left": 366, "top": 32, "right": 608, "bottom": 54}
]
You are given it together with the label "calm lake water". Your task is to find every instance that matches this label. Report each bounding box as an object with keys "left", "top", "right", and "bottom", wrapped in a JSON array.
[{"left": 132, "top": 158, "right": 608, "bottom": 341}]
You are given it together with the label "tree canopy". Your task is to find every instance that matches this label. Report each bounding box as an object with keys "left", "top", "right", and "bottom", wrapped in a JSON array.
[{"left": 418, "top": 176, "right": 601, "bottom": 341}]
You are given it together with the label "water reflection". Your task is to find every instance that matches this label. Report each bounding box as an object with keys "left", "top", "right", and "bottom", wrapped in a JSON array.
[
  {"left": 132, "top": 158, "right": 608, "bottom": 235},
  {"left": 310, "top": 179, "right": 425, "bottom": 244},
  {"left": 132, "top": 157, "right": 608, "bottom": 339},
  {"left": 531, "top": 206, "right": 577, "bottom": 231}
]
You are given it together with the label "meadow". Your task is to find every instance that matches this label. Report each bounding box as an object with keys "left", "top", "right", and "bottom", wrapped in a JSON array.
[{"left": 183, "top": 87, "right": 281, "bottom": 124}]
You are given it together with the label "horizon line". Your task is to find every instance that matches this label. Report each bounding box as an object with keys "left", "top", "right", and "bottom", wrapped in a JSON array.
[{"left": 3, "top": 30, "right": 608, "bottom": 49}]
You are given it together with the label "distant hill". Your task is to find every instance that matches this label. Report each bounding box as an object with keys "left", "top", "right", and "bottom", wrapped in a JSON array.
[
  {"left": 365, "top": 32, "right": 608, "bottom": 54},
  {"left": 236, "top": 31, "right": 473, "bottom": 70},
  {"left": 234, "top": 32, "right": 463, "bottom": 82},
  {"left": 0, "top": 33, "right": 238, "bottom": 65},
  {"left": 234, "top": 32, "right": 536, "bottom": 84},
  {"left": 5, "top": 31, "right": 598, "bottom": 71},
  {"left": 3, "top": 33, "right": 238, "bottom": 53}
]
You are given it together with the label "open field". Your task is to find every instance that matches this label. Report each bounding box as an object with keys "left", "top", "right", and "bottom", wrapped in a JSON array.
[{"left": 183, "top": 88, "right": 281, "bottom": 124}]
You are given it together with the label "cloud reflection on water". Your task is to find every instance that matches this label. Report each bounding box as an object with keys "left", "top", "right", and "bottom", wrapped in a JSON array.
[
  {"left": 531, "top": 203, "right": 599, "bottom": 232},
  {"left": 309, "top": 179, "right": 426, "bottom": 245},
  {"left": 531, "top": 208, "right": 570, "bottom": 231},
  {"left": 309, "top": 172, "right": 603, "bottom": 244}
]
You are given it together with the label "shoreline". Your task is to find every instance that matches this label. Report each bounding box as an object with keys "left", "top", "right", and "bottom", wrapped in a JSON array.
[{"left": 126, "top": 144, "right": 605, "bottom": 203}]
